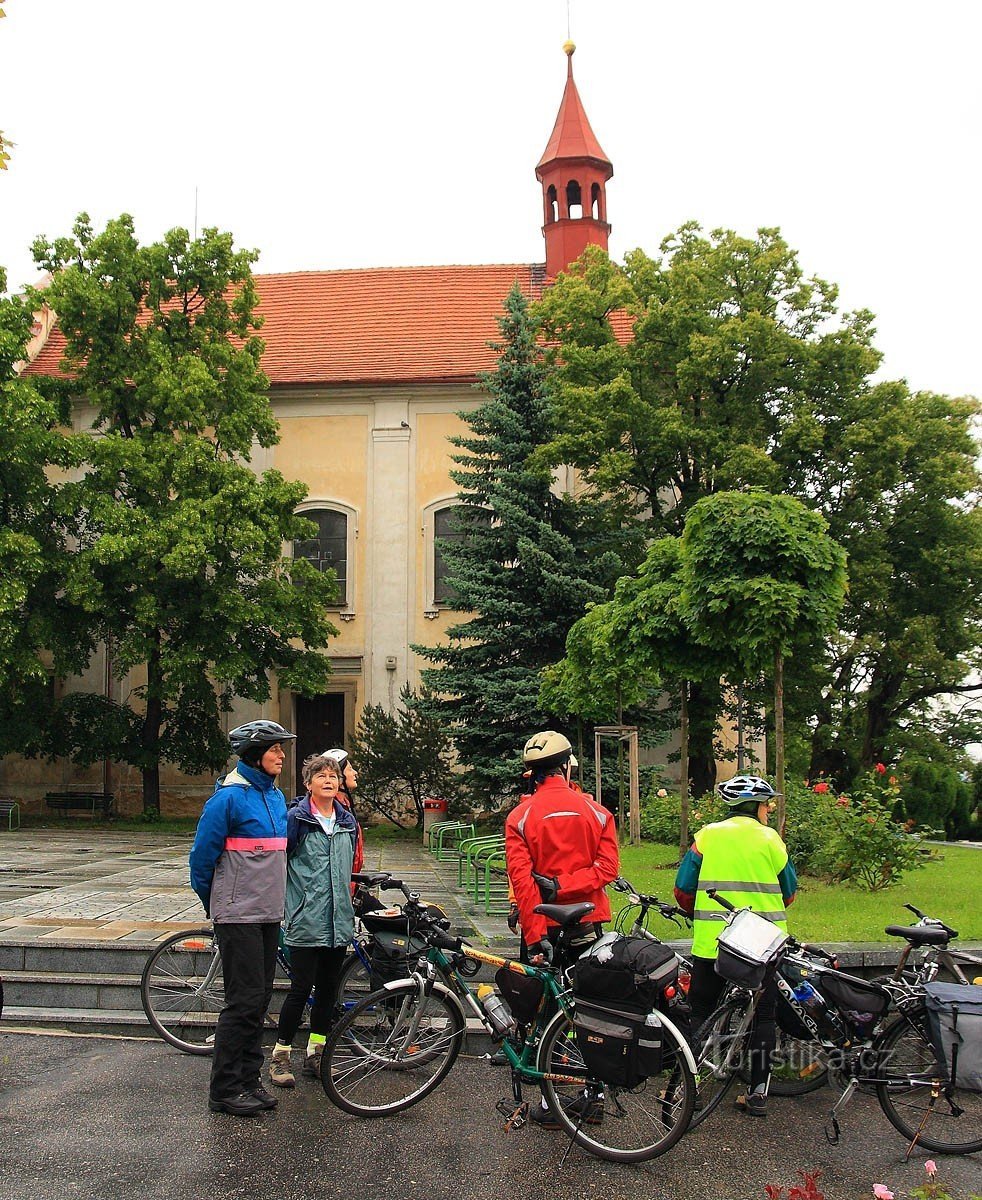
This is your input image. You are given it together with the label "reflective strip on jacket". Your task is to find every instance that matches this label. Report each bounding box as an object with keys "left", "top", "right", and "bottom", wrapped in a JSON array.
[
  {"left": 188, "top": 761, "right": 288, "bottom": 922},
  {"left": 674, "top": 815, "right": 797, "bottom": 959},
  {"left": 505, "top": 776, "right": 620, "bottom": 946}
]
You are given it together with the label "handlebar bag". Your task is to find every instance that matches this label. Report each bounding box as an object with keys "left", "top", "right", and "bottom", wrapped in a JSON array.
[
  {"left": 368, "top": 929, "right": 429, "bottom": 988},
  {"left": 714, "top": 908, "right": 788, "bottom": 989},
  {"left": 572, "top": 998, "right": 663, "bottom": 1088},
  {"left": 573, "top": 932, "right": 679, "bottom": 1009},
  {"left": 924, "top": 982, "right": 982, "bottom": 1092}
]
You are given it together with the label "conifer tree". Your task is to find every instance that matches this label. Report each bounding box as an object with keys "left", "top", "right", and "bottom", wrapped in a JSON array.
[{"left": 415, "top": 285, "right": 628, "bottom": 804}]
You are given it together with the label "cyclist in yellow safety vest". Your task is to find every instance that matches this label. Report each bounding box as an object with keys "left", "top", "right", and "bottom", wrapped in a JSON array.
[{"left": 674, "top": 774, "right": 798, "bottom": 1118}]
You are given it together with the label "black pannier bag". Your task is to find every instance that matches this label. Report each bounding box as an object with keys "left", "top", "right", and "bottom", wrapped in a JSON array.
[
  {"left": 924, "top": 983, "right": 982, "bottom": 1092},
  {"left": 573, "top": 998, "right": 663, "bottom": 1088},
  {"left": 572, "top": 932, "right": 680, "bottom": 1010},
  {"left": 362, "top": 906, "right": 446, "bottom": 989},
  {"left": 495, "top": 966, "right": 545, "bottom": 1025}
]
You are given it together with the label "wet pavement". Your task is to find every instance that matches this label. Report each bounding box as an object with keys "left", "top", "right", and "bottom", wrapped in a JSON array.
[
  {"left": 0, "top": 829, "right": 512, "bottom": 946},
  {"left": 0, "top": 1031, "right": 977, "bottom": 1200}
]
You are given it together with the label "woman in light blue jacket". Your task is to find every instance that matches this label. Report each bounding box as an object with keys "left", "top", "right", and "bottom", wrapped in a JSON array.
[{"left": 269, "top": 753, "right": 360, "bottom": 1086}]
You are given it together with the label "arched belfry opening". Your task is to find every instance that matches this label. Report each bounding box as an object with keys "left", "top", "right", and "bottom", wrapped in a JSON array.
[{"left": 535, "top": 42, "right": 614, "bottom": 279}]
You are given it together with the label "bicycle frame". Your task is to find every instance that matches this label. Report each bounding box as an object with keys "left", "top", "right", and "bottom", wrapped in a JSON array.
[{"left": 382, "top": 940, "right": 697, "bottom": 1087}]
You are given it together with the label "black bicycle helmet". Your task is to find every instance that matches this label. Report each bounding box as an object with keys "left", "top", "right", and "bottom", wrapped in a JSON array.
[
  {"left": 522, "top": 730, "right": 573, "bottom": 772},
  {"left": 717, "top": 774, "right": 778, "bottom": 806},
  {"left": 230, "top": 720, "right": 296, "bottom": 767}
]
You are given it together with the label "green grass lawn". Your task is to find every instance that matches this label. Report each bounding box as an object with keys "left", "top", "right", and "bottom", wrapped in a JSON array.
[{"left": 614, "top": 841, "right": 982, "bottom": 944}]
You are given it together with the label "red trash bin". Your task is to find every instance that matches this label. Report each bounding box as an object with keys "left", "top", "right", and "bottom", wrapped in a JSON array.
[{"left": 422, "top": 796, "right": 449, "bottom": 841}]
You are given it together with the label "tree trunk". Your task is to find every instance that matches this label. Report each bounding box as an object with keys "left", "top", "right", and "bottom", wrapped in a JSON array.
[
  {"left": 774, "top": 647, "right": 786, "bottom": 836},
  {"left": 687, "top": 680, "right": 720, "bottom": 798},
  {"left": 141, "top": 639, "right": 163, "bottom": 817},
  {"left": 678, "top": 681, "right": 690, "bottom": 861}
]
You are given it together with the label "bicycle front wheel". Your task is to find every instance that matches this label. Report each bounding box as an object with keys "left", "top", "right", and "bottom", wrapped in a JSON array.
[
  {"left": 876, "top": 1013, "right": 982, "bottom": 1154},
  {"left": 537, "top": 1009, "right": 695, "bottom": 1163},
  {"left": 140, "top": 928, "right": 224, "bottom": 1055},
  {"left": 689, "top": 997, "right": 752, "bottom": 1127},
  {"left": 761, "top": 1025, "right": 829, "bottom": 1096},
  {"left": 321, "top": 980, "right": 464, "bottom": 1116}
]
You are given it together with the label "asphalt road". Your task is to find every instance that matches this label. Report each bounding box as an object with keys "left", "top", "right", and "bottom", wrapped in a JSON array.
[{"left": 0, "top": 1031, "right": 978, "bottom": 1200}]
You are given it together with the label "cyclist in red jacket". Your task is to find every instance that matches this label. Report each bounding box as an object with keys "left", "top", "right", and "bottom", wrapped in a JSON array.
[
  {"left": 505, "top": 731, "right": 620, "bottom": 961},
  {"left": 505, "top": 730, "right": 620, "bottom": 1129}
]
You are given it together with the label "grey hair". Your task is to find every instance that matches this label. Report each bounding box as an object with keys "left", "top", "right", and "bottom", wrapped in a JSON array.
[{"left": 302, "top": 754, "right": 343, "bottom": 787}]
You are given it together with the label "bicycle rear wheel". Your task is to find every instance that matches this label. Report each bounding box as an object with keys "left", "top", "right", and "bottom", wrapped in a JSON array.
[
  {"left": 336, "top": 944, "right": 372, "bottom": 1012},
  {"left": 140, "top": 928, "right": 223, "bottom": 1054},
  {"left": 321, "top": 981, "right": 464, "bottom": 1116},
  {"left": 537, "top": 1009, "right": 695, "bottom": 1163},
  {"left": 876, "top": 1013, "right": 982, "bottom": 1154}
]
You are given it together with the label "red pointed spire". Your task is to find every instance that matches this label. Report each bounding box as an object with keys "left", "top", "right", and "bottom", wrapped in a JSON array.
[
  {"left": 535, "top": 43, "right": 614, "bottom": 279},
  {"left": 536, "top": 42, "right": 612, "bottom": 172}
]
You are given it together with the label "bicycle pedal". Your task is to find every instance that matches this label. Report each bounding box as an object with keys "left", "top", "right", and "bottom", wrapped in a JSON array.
[{"left": 496, "top": 1098, "right": 528, "bottom": 1130}]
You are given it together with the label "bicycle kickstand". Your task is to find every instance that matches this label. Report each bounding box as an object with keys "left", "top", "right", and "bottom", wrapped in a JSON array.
[{"left": 824, "top": 1078, "right": 857, "bottom": 1145}]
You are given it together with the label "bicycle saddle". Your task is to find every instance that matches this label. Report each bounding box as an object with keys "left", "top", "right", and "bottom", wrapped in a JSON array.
[
  {"left": 533, "top": 902, "right": 595, "bottom": 927},
  {"left": 884, "top": 924, "right": 951, "bottom": 946},
  {"left": 352, "top": 871, "right": 391, "bottom": 888}
]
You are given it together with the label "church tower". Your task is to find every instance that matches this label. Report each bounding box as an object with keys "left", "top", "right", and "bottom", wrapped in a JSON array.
[{"left": 536, "top": 42, "right": 613, "bottom": 279}]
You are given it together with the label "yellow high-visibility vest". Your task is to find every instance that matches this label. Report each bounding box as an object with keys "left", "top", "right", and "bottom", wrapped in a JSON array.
[{"left": 691, "top": 815, "right": 790, "bottom": 959}]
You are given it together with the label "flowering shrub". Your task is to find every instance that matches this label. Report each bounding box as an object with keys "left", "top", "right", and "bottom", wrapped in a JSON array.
[
  {"left": 764, "top": 1171, "right": 824, "bottom": 1199},
  {"left": 908, "top": 1156, "right": 982, "bottom": 1199},
  {"left": 812, "top": 768, "right": 932, "bottom": 891}
]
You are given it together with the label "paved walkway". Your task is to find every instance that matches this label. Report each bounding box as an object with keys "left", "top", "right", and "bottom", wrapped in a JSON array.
[{"left": 0, "top": 829, "right": 514, "bottom": 946}]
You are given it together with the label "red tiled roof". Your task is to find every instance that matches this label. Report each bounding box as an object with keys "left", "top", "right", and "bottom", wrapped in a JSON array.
[
  {"left": 536, "top": 50, "right": 611, "bottom": 172},
  {"left": 27, "top": 263, "right": 548, "bottom": 387}
]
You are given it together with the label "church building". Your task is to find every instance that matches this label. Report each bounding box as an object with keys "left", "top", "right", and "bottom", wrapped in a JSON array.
[{"left": 16, "top": 44, "right": 617, "bottom": 809}]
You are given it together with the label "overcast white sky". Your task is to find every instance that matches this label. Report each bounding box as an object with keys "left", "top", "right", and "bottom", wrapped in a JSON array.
[{"left": 1, "top": 0, "right": 979, "bottom": 398}]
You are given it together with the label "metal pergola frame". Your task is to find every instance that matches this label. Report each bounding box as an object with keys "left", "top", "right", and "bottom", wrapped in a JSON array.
[{"left": 593, "top": 724, "right": 640, "bottom": 845}]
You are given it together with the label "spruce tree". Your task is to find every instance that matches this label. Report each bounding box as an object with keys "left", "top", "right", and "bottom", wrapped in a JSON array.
[{"left": 414, "top": 285, "right": 627, "bottom": 804}]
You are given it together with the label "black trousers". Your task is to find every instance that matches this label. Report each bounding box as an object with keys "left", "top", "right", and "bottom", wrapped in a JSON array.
[
  {"left": 276, "top": 945, "right": 348, "bottom": 1044},
  {"left": 210, "top": 921, "right": 279, "bottom": 1101},
  {"left": 689, "top": 955, "right": 777, "bottom": 1092}
]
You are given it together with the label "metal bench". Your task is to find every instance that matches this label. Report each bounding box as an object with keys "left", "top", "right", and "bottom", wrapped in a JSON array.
[
  {"left": 44, "top": 791, "right": 114, "bottom": 818},
  {"left": 0, "top": 797, "right": 20, "bottom": 831}
]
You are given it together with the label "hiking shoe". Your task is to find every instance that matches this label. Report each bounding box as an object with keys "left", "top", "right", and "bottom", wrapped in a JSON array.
[
  {"left": 735, "top": 1091, "right": 767, "bottom": 1118},
  {"left": 529, "top": 1094, "right": 603, "bottom": 1130},
  {"left": 250, "top": 1084, "right": 279, "bottom": 1110},
  {"left": 269, "top": 1048, "right": 296, "bottom": 1088},
  {"left": 302, "top": 1045, "right": 324, "bottom": 1079},
  {"left": 208, "top": 1091, "right": 264, "bottom": 1117}
]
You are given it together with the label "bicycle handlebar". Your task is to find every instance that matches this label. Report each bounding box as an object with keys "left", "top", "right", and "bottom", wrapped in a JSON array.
[
  {"left": 613, "top": 876, "right": 689, "bottom": 922},
  {"left": 903, "top": 902, "right": 958, "bottom": 940}
]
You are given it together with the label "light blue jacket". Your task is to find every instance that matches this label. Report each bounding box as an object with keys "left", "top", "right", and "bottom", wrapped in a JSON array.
[{"left": 281, "top": 795, "right": 358, "bottom": 948}]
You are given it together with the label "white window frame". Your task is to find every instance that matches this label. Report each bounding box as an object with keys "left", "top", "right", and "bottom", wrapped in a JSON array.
[{"left": 294, "top": 500, "right": 358, "bottom": 618}]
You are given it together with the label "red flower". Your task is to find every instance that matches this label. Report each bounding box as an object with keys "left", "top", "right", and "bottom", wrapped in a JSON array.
[
  {"left": 812, "top": 782, "right": 830, "bottom": 794},
  {"left": 836, "top": 796, "right": 850, "bottom": 808},
  {"left": 875, "top": 762, "right": 887, "bottom": 774},
  {"left": 889, "top": 776, "right": 898, "bottom": 786}
]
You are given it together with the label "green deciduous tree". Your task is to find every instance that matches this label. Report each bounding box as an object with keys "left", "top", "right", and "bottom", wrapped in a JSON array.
[
  {"left": 0, "top": 268, "right": 86, "bottom": 754},
  {"left": 30, "top": 214, "right": 338, "bottom": 815},
  {"left": 680, "top": 490, "right": 847, "bottom": 830},
  {"left": 535, "top": 228, "right": 980, "bottom": 790},
  {"left": 415, "top": 284, "right": 629, "bottom": 804}
]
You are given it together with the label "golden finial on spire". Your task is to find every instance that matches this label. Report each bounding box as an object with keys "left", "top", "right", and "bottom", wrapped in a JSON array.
[{"left": 563, "top": 40, "right": 576, "bottom": 58}]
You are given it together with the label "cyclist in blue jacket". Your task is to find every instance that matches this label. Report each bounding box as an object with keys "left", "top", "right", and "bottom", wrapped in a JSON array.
[{"left": 189, "top": 719, "right": 295, "bottom": 1117}]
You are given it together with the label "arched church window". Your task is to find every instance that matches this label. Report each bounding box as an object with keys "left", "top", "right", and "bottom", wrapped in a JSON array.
[
  {"left": 547, "top": 185, "right": 558, "bottom": 223},
  {"left": 294, "top": 507, "right": 348, "bottom": 606},
  {"left": 591, "top": 182, "right": 602, "bottom": 220},
  {"left": 566, "top": 179, "right": 582, "bottom": 219}
]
